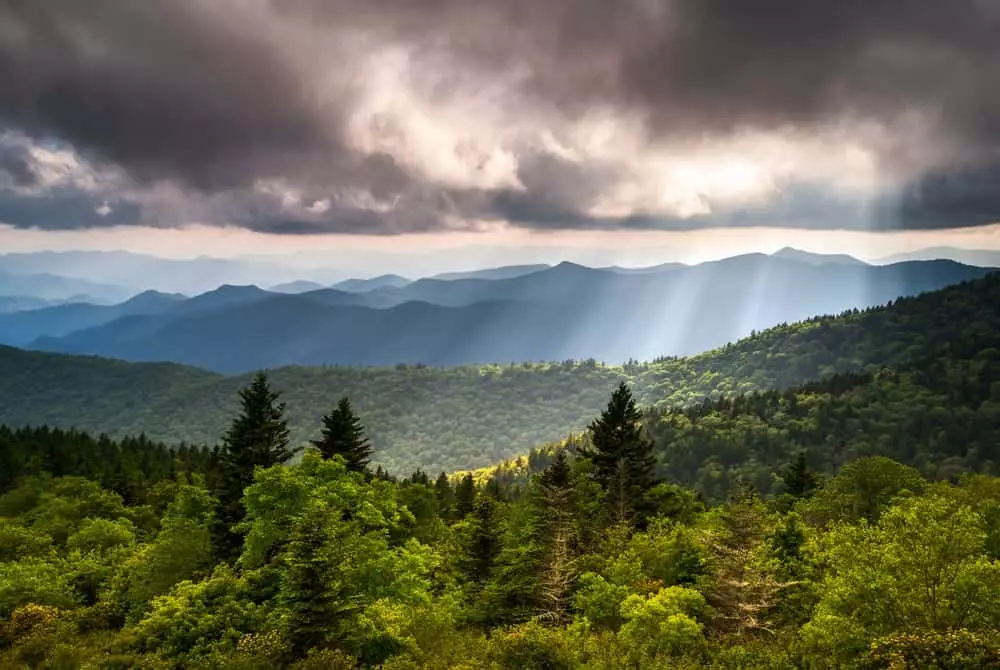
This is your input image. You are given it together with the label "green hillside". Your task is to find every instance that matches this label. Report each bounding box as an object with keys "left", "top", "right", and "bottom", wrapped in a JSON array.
[{"left": 1, "top": 273, "right": 998, "bottom": 474}]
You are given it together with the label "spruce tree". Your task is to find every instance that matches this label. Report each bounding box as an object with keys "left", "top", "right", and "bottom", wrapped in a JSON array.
[
  {"left": 454, "top": 473, "right": 476, "bottom": 518},
  {"left": 312, "top": 396, "right": 372, "bottom": 473},
  {"left": 280, "top": 504, "right": 353, "bottom": 658},
  {"left": 435, "top": 472, "right": 455, "bottom": 520},
  {"left": 781, "top": 451, "right": 820, "bottom": 499},
  {"left": 582, "top": 382, "right": 658, "bottom": 526},
  {"left": 463, "top": 494, "right": 502, "bottom": 583},
  {"left": 216, "top": 372, "right": 294, "bottom": 559}
]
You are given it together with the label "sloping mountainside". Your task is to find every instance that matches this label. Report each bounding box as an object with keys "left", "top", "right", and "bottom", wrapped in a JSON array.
[
  {"left": 496, "top": 342, "right": 1000, "bottom": 504},
  {"left": 22, "top": 256, "right": 995, "bottom": 372},
  {"left": 1, "top": 272, "right": 998, "bottom": 474}
]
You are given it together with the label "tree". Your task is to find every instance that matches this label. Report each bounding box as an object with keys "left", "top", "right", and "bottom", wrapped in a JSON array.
[
  {"left": 781, "top": 452, "right": 820, "bottom": 499},
  {"left": 312, "top": 397, "right": 372, "bottom": 473},
  {"left": 280, "top": 503, "right": 353, "bottom": 657},
  {"left": 462, "top": 495, "right": 502, "bottom": 584},
  {"left": 454, "top": 474, "right": 476, "bottom": 519},
  {"left": 536, "top": 451, "right": 578, "bottom": 623},
  {"left": 582, "top": 382, "right": 658, "bottom": 526},
  {"left": 216, "top": 372, "right": 294, "bottom": 559}
]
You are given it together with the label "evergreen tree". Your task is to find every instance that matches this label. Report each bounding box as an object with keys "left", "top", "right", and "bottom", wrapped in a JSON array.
[
  {"left": 537, "top": 451, "right": 577, "bottom": 623},
  {"left": 454, "top": 473, "right": 476, "bottom": 519},
  {"left": 312, "top": 396, "right": 372, "bottom": 473},
  {"left": 582, "top": 382, "right": 658, "bottom": 526},
  {"left": 434, "top": 472, "right": 455, "bottom": 520},
  {"left": 216, "top": 372, "right": 294, "bottom": 559},
  {"left": 781, "top": 452, "right": 820, "bottom": 499},
  {"left": 463, "top": 494, "right": 502, "bottom": 584},
  {"left": 280, "top": 504, "right": 353, "bottom": 658}
]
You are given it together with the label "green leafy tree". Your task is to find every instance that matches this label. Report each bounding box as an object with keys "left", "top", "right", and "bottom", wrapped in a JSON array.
[
  {"left": 216, "top": 372, "right": 295, "bottom": 559},
  {"left": 312, "top": 397, "right": 373, "bottom": 473},
  {"left": 805, "top": 495, "right": 1000, "bottom": 666},
  {"left": 582, "top": 382, "right": 658, "bottom": 527}
]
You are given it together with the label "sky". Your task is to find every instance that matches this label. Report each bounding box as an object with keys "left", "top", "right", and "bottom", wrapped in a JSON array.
[{"left": 2, "top": 0, "right": 1000, "bottom": 264}]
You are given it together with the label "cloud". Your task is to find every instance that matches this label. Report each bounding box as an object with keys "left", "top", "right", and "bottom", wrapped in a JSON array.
[{"left": 0, "top": 0, "right": 999, "bottom": 234}]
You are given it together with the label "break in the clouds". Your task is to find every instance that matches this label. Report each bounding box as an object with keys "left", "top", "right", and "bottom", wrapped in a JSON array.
[{"left": 1, "top": 0, "right": 1000, "bottom": 235}]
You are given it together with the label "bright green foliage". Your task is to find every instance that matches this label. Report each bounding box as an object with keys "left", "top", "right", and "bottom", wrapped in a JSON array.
[
  {"left": 130, "top": 564, "right": 265, "bottom": 663},
  {"left": 805, "top": 495, "right": 1000, "bottom": 667},
  {"left": 0, "top": 559, "right": 77, "bottom": 618},
  {"left": 312, "top": 396, "right": 373, "bottom": 473},
  {"left": 617, "top": 586, "right": 707, "bottom": 663},
  {"left": 573, "top": 572, "right": 631, "bottom": 631},
  {"left": 803, "top": 456, "right": 925, "bottom": 525},
  {"left": 66, "top": 517, "right": 137, "bottom": 554}
]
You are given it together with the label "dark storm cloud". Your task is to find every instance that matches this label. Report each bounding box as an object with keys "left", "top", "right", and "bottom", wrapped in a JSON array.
[
  {"left": 0, "top": 144, "right": 37, "bottom": 187},
  {"left": 0, "top": 190, "right": 141, "bottom": 229},
  {"left": 0, "top": 0, "right": 337, "bottom": 190},
  {"left": 1, "top": 0, "right": 1000, "bottom": 233}
]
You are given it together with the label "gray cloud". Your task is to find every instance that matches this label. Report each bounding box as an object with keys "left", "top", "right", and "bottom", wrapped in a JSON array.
[
  {"left": 1, "top": 0, "right": 999, "bottom": 234},
  {"left": 0, "top": 144, "right": 37, "bottom": 187}
]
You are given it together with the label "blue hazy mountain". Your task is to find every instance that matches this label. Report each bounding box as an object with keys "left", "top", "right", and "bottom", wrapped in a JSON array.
[
  {"left": 332, "top": 274, "right": 412, "bottom": 292},
  {"left": 0, "top": 271, "right": 132, "bottom": 303},
  {"left": 269, "top": 280, "right": 327, "bottom": 294},
  {"left": 430, "top": 264, "right": 551, "bottom": 281},
  {"left": 26, "top": 255, "right": 994, "bottom": 373},
  {"left": 875, "top": 246, "right": 1000, "bottom": 268}
]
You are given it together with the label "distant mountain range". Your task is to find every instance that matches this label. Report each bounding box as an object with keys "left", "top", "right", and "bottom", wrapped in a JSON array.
[
  {"left": 874, "top": 246, "right": 1000, "bottom": 268},
  {"left": 3, "top": 251, "right": 992, "bottom": 373},
  {"left": 2, "top": 271, "right": 998, "bottom": 474}
]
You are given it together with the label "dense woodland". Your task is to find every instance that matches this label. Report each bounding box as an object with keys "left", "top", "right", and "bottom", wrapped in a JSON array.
[
  {"left": 2, "top": 371, "right": 1000, "bottom": 668},
  {"left": 2, "top": 273, "right": 1000, "bottom": 475}
]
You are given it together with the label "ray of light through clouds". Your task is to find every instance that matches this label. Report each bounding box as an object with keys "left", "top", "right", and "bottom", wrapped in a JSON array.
[{"left": 0, "top": 0, "right": 999, "bottom": 269}]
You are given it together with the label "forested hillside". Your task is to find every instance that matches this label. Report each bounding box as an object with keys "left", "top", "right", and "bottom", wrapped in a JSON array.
[
  {"left": 2, "top": 273, "right": 999, "bottom": 474},
  {"left": 2, "top": 376, "right": 999, "bottom": 668}
]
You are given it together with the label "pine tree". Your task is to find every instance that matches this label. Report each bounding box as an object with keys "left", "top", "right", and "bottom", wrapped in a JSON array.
[
  {"left": 781, "top": 452, "right": 820, "bottom": 499},
  {"left": 463, "top": 494, "right": 502, "bottom": 583},
  {"left": 280, "top": 504, "right": 354, "bottom": 658},
  {"left": 454, "top": 473, "right": 476, "bottom": 519},
  {"left": 582, "top": 382, "right": 658, "bottom": 527},
  {"left": 216, "top": 372, "right": 294, "bottom": 559},
  {"left": 435, "top": 472, "right": 455, "bottom": 520},
  {"left": 312, "top": 396, "right": 372, "bottom": 473}
]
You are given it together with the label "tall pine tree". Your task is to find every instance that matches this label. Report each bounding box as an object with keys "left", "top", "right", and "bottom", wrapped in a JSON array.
[
  {"left": 312, "top": 396, "right": 373, "bottom": 473},
  {"left": 582, "top": 382, "right": 658, "bottom": 527},
  {"left": 216, "top": 372, "right": 295, "bottom": 559}
]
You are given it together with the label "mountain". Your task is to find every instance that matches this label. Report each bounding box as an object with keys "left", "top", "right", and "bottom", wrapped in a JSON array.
[
  {"left": 0, "top": 290, "right": 185, "bottom": 346},
  {"left": 4, "top": 271, "right": 999, "bottom": 473},
  {"left": 430, "top": 264, "right": 550, "bottom": 281},
  {"left": 601, "top": 262, "right": 688, "bottom": 274},
  {"left": 0, "top": 271, "right": 132, "bottom": 303},
  {"left": 0, "top": 295, "right": 54, "bottom": 314},
  {"left": 770, "top": 246, "right": 867, "bottom": 266},
  {"left": 29, "top": 256, "right": 994, "bottom": 371},
  {"left": 333, "top": 274, "right": 411, "bottom": 292},
  {"left": 269, "top": 280, "right": 327, "bottom": 294},
  {"left": 875, "top": 246, "right": 1000, "bottom": 268}
]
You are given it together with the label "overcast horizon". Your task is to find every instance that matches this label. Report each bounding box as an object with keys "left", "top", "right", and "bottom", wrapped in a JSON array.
[{"left": 3, "top": 1, "right": 1000, "bottom": 264}]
